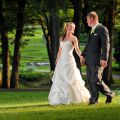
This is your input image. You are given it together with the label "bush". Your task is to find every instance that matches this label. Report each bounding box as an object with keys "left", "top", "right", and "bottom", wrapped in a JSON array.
[
  {"left": 113, "top": 31, "right": 120, "bottom": 67},
  {"left": 19, "top": 71, "right": 52, "bottom": 82}
]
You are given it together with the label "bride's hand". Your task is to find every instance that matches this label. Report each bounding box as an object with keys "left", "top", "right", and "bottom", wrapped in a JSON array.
[
  {"left": 80, "top": 56, "right": 85, "bottom": 65},
  {"left": 100, "top": 60, "right": 107, "bottom": 68}
]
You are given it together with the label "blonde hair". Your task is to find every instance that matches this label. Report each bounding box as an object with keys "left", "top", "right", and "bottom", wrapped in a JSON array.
[{"left": 61, "top": 22, "right": 75, "bottom": 41}]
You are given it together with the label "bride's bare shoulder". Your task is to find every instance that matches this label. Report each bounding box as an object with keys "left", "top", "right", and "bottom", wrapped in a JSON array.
[{"left": 72, "top": 36, "right": 78, "bottom": 42}]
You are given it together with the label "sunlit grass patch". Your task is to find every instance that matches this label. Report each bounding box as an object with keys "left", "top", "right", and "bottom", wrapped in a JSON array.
[{"left": 0, "top": 91, "right": 120, "bottom": 120}]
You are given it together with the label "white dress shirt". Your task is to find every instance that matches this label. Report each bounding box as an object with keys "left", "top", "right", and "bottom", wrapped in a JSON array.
[{"left": 91, "top": 23, "right": 99, "bottom": 34}]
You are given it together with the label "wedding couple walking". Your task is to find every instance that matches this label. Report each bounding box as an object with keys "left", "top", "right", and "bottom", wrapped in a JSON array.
[{"left": 48, "top": 11, "right": 115, "bottom": 105}]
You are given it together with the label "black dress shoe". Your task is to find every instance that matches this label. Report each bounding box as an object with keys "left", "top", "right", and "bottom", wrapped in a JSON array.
[
  {"left": 105, "top": 92, "right": 115, "bottom": 104},
  {"left": 89, "top": 101, "right": 99, "bottom": 105}
]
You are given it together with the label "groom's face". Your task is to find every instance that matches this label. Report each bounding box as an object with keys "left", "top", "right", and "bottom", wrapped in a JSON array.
[{"left": 87, "top": 17, "right": 94, "bottom": 27}]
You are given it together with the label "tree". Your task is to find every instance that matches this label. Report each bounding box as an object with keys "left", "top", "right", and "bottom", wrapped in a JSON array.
[
  {"left": 71, "top": 0, "right": 83, "bottom": 69},
  {"left": 113, "top": 0, "right": 120, "bottom": 67},
  {"left": 37, "top": 0, "right": 64, "bottom": 71},
  {"left": 0, "top": 0, "right": 10, "bottom": 88},
  {"left": 82, "top": 0, "right": 91, "bottom": 34},
  {"left": 102, "top": 0, "right": 118, "bottom": 85},
  {"left": 10, "top": 0, "right": 26, "bottom": 88},
  {"left": 113, "top": 31, "right": 120, "bottom": 67}
]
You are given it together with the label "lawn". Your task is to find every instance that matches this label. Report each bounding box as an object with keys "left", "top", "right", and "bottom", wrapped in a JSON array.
[{"left": 0, "top": 91, "right": 120, "bottom": 120}]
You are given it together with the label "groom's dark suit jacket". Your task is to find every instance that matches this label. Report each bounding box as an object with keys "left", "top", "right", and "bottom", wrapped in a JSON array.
[{"left": 82, "top": 24, "right": 110, "bottom": 65}]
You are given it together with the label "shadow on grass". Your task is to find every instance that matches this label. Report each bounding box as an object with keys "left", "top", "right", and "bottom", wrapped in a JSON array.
[{"left": 0, "top": 103, "right": 50, "bottom": 110}]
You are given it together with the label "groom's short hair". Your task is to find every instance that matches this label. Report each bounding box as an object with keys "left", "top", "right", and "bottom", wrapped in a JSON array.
[{"left": 87, "top": 11, "right": 98, "bottom": 20}]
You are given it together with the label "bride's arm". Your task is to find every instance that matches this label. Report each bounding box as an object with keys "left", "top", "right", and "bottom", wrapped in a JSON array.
[{"left": 73, "top": 37, "right": 81, "bottom": 57}]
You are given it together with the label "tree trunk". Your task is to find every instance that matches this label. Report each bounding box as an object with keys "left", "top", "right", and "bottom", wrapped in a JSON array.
[
  {"left": 0, "top": 69, "right": 2, "bottom": 88},
  {"left": 10, "top": 0, "right": 26, "bottom": 88},
  {"left": 1, "top": 32, "right": 10, "bottom": 88},
  {"left": 38, "top": 17, "right": 53, "bottom": 71},
  {"left": 102, "top": 0, "right": 117, "bottom": 85},
  {"left": 82, "top": 0, "right": 91, "bottom": 34},
  {"left": 0, "top": 0, "right": 10, "bottom": 88},
  {"left": 48, "top": 9, "right": 59, "bottom": 71},
  {"left": 71, "top": 0, "right": 83, "bottom": 69}
]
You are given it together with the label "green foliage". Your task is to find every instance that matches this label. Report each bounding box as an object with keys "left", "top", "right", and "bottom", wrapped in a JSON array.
[
  {"left": 19, "top": 71, "right": 52, "bottom": 88},
  {"left": 2, "top": 0, "right": 17, "bottom": 31},
  {"left": 112, "top": 60, "right": 120, "bottom": 75},
  {"left": 20, "top": 71, "right": 51, "bottom": 82},
  {"left": 80, "top": 34, "right": 88, "bottom": 43},
  {"left": 23, "top": 26, "right": 35, "bottom": 36},
  {"left": 113, "top": 30, "right": 120, "bottom": 67}
]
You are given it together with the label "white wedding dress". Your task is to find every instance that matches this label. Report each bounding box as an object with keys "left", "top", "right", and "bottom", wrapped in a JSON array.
[{"left": 48, "top": 40, "right": 90, "bottom": 105}]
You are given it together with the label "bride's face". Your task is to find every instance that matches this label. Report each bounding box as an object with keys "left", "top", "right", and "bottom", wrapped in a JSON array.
[{"left": 66, "top": 23, "right": 75, "bottom": 34}]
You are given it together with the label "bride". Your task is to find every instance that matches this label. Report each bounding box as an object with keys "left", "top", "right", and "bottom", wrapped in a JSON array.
[{"left": 48, "top": 22, "right": 90, "bottom": 105}]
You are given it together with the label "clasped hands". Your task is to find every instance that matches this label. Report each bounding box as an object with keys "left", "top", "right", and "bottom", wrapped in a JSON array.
[
  {"left": 80, "top": 56, "right": 86, "bottom": 65},
  {"left": 80, "top": 56, "right": 107, "bottom": 68}
]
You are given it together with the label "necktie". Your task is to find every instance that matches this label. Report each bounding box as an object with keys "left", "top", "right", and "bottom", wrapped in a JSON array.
[{"left": 91, "top": 28, "right": 94, "bottom": 34}]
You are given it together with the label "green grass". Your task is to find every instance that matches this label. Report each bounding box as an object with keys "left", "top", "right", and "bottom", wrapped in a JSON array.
[
  {"left": 0, "top": 91, "right": 120, "bottom": 120},
  {"left": 0, "top": 92, "right": 48, "bottom": 108}
]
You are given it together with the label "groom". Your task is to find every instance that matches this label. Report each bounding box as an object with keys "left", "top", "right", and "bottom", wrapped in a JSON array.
[{"left": 81, "top": 11, "right": 115, "bottom": 104}]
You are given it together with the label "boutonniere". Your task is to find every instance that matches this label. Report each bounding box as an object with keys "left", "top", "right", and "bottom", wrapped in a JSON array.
[{"left": 93, "top": 33, "right": 98, "bottom": 36}]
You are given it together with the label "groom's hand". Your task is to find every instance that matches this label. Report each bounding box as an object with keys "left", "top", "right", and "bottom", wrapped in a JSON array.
[
  {"left": 80, "top": 56, "right": 85, "bottom": 65},
  {"left": 100, "top": 60, "right": 107, "bottom": 68}
]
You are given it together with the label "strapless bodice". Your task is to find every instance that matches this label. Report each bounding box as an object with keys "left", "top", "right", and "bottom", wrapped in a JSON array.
[{"left": 60, "top": 40, "right": 74, "bottom": 56}]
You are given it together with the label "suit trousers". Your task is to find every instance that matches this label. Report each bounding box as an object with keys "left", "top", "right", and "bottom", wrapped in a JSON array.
[{"left": 86, "top": 64, "right": 112, "bottom": 103}]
